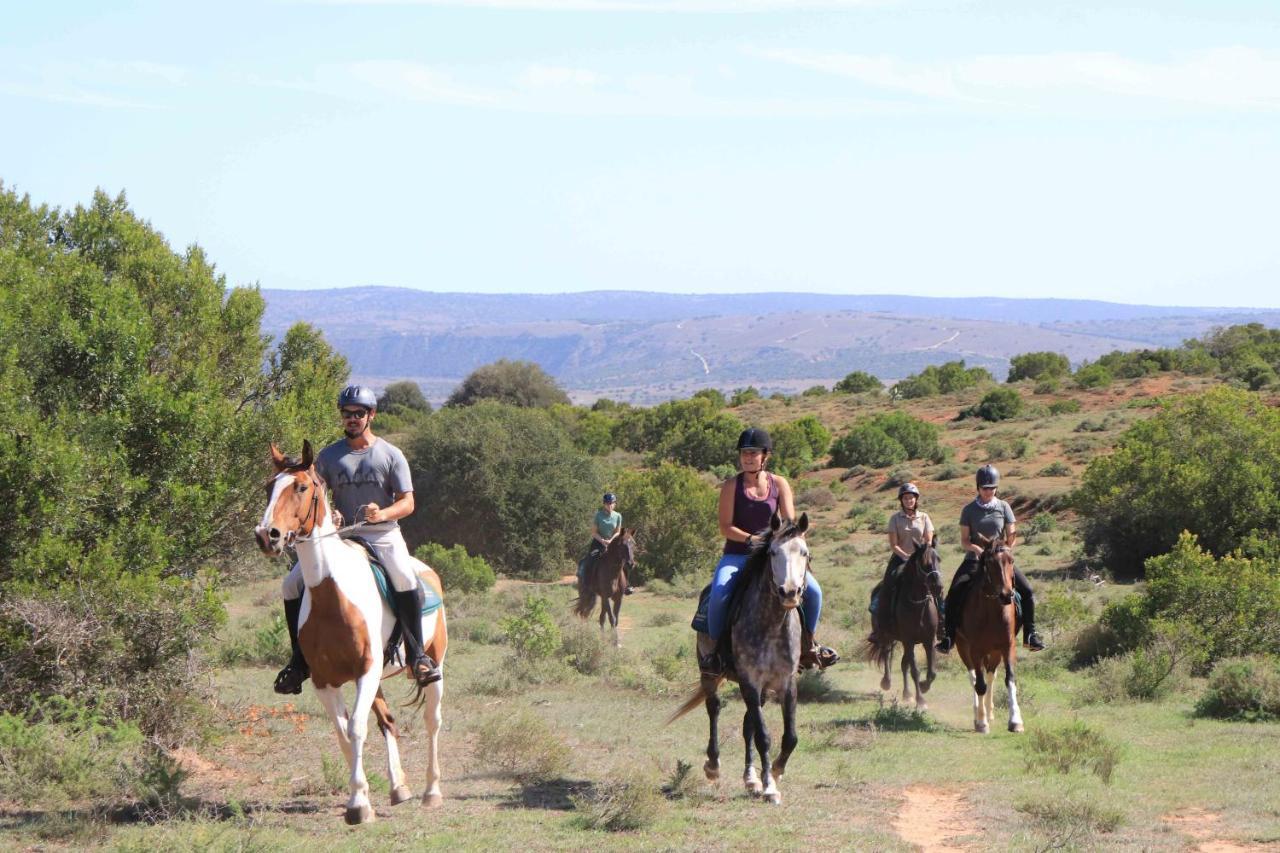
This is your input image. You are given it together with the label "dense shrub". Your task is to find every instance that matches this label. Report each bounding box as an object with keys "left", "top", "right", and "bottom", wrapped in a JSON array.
[
  {"left": 1075, "top": 387, "right": 1280, "bottom": 577},
  {"left": 614, "top": 397, "right": 744, "bottom": 470},
  {"left": 691, "top": 388, "right": 727, "bottom": 407},
  {"left": 1073, "top": 362, "right": 1113, "bottom": 389},
  {"left": 446, "top": 359, "right": 570, "bottom": 408},
  {"left": 801, "top": 384, "right": 829, "bottom": 397},
  {"left": 550, "top": 406, "right": 618, "bottom": 456},
  {"left": 572, "top": 774, "right": 663, "bottom": 832},
  {"left": 985, "top": 433, "right": 1031, "bottom": 460},
  {"left": 501, "top": 596, "right": 561, "bottom": 660},
  {"left": 1048, "top": 398, "right": 1082, "bottom": 415},
  {"left": 378, "top": 380, "right": 432, "bottom": 416},
  {"left": 1022, "top": 720, "right": 1120, "bottom": 784},
  {"left": 770, "top": 415, "right": 832, "bottom": 476},
  {"left": 0, "top": 187, "right": 344, "bottom": 739},
  {"left": 612, "top": 464, "right": 719, "bottom": 582},
  {"left": 892, "top": 361, "right": 994, "bottom": 400},
  {"left": 1195, "top": 656, "right": 1280, "bottom": 722},
  {"left": 829, "top": 425, "right": 907, "bottom": 468},
  {"left": 474, "top": 710, "right": 570, "bottom": 784},
  {"left": 1007, "top": 351, "right": 1071, "bottom": 382},
  {"left": 968, "top": 387, "right": 1025, "bottom": 421},
  {"left": 414, "top": 542, "right": 497, "bottom": 594},
  {"left": 729, "top": 386, "right": 760, "bottom": 406},
  {"left": 403, "top": 402, "right": 602, "bottom": 579},
  {"left": 0, "top": 697, "right": 145, "bottom": 805},
  {"left": 1039, "top": 461, "right": 1072, "bottom": 477},
  {"left": 1097, "top": 533, "right": 1280, "bottom": 667},
  {"left": 834, "top": 370, "right": 883, "bottom": 394}
]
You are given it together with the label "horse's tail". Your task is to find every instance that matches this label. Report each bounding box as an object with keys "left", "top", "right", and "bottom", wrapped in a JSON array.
[
  {"left": 573, "top": 585, "right": 597, "bottom": 619},
  {"left": 862, "top": 635, "right": 893, "bottom": 668},
  {"left": 667, "top": 679, "right": 720, "bottom": 724}
]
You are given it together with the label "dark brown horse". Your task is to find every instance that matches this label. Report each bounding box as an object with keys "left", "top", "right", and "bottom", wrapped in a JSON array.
[
  {"left": 863, "top": 539, "right": 942, "bottom": 710},
  {"left": 956, "top": 534, "right": 1024, "bottom": 734},
  {"left": 573, "top": 530, "right": 635, "bottom": 647}
]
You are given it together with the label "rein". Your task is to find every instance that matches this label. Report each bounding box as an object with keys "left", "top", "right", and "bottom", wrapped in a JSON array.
[{"left": 978, "top": 544, "right": 1012, "bottom": 601}]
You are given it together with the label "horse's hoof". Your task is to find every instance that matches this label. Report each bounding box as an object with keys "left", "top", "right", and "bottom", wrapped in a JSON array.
[
  {"left": 745, "top": 780, "right": 763, "bottom": 796},
  {"left": 390, "top": 785, "right": 413, "bottom": 805},
  {"left": 1009, "top": 722, "right": 1024, "bottom": 733},
  {"left": 703, "top": 760, "right": 719, "bottom": 781},
  {"left": 975, "top": 723, "right": 990, "bottom": 735},
  {"left": 764, "top": 791, "right": 782, "bottom": 805},
  {"left": 422, "top": 792, "right": 444, "bottom": 808},
  {"left": 879, "top": 676, "right": 891, "bottom": 691},
  {"left": 919, "top": 679, "right": 933, "bottom": 695},
  {"left": 916, "top": 701, "right": 929, "bottom": 712},
  {"left": 344, "top": 804, "right": 374, "bottom": 825}
]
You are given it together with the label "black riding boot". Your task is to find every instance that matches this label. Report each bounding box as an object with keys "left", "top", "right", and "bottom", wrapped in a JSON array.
[
  {"left": 273, "top": 598, "right": 310, "bottom": 695},
  {"left": 1013, "top": 569, "right": 1045, "bottom": 651},
  {"left": 393, "top": 588, "right": 442, "bottom": 686},
  {"left": 936, "top": 572, "right": 971, "bottom": 653}
]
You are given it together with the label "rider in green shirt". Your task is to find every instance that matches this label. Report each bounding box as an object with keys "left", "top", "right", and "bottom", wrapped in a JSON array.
[{"left": 578, "top": 493, "right": 628, "bottom": 591}]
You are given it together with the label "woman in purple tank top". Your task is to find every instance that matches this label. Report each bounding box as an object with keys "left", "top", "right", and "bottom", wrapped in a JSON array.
[{"left": 696, "top": 427, "right": 839, "bottom": 677}]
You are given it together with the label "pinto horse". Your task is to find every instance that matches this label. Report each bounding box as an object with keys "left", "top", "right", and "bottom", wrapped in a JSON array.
[
  {"left": 254, "top": 442, "right": 447, "bottom": 823},
  {"left": 670, "top": 511, "right": 810, "bottom": 805},
  {"left": 572, "top": 529, "right": 636, "bottom": 647},
  {"left": 956, "top": 534, "right": 1024, "bottom": 734},
  {"left": 864, "top": 538, "right": 942, "bottom": 710}
]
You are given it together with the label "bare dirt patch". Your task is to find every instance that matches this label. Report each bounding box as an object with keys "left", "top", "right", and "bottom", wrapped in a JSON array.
[
  {"left": 1163, "top": 808, "right": 1272, "bottom": 852},
  {"left": 893, "top": 785, "right": 977, "bottom": 852}
]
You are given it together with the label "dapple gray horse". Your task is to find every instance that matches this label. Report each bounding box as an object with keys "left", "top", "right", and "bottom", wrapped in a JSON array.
[{"left": 671, "top": 511, "right": 810, "bottom": 805}]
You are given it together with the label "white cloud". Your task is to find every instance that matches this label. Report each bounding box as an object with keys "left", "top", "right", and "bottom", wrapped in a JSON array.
[
  {"left": 754, "top": 46, "right": 1280, "bottom": 111},
  {"left": 315, "top": 0, "right": 884, "bottom": 9},
  {"left": 342, "top": 60, "right": 502, "bottom": 105},
  {"left": 517, "top": 64, "right": 603, "bottom": 89}
]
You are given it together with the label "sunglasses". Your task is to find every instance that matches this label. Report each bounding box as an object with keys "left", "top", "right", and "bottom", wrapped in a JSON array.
[{"left": 340, "top": 408, "right": 370, "bottom": 419}]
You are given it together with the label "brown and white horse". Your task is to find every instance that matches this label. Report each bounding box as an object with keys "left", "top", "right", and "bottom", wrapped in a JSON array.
[
  {"left": 956, "top": 534, "right": 1024, "bottom": 734},
  {"left": 255, "top": 442, "right": 447, "bottom": 824}
]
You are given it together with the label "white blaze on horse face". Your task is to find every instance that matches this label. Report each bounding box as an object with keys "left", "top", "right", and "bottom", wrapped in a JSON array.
[
  {"left": 769, "top": 535, "right": 808, "bottom": 602},
  {"left": 257, "top": 473, "right": 295, "bottom": 536}
]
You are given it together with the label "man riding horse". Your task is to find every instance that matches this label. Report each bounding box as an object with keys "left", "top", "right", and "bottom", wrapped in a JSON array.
[
  {"left": 273, "top": 385, "right": 440, "bottom": 694},
  {"left": 936, "top": 464, "right": 1045, "bottom": 655}
]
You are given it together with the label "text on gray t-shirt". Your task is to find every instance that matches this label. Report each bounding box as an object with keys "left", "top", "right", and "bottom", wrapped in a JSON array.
[{"left": 315, "top": 438, "right": 413, "bottom": 529}]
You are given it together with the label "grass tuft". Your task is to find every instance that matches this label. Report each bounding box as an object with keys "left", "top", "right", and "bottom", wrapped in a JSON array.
[
  {"left": 474, "top": 709, "right": 571, "bottom": 784},
  {"left": 1022, "top": 720, "right": 1120, "bottom": 784},
  {"left": 572, "top": 773, "right": 663, "bottom": 832}
]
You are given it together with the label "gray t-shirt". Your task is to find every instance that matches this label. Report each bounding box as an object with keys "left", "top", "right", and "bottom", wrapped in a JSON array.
[
  {"left": 959, "top": 498, "right": 1016, "bottom": 546},
  {"left": 315, "top": 437, "right": 413, "bottom": 530}
]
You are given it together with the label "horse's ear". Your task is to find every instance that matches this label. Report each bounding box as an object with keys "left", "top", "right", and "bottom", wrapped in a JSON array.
[
  {"left": 770, "top": 510, "right": 781, "bottom": 532},
  {"left": 796, "top": 512, "right": 809, "bottom": 534},
  {"left": 931, "top": 533, "right": 939, "bottom": 548},
  {"left": 270, "top": 443, "right": 287, "bottom": 470},
  {"left": 974, "top": 532, "right": 991, "bottom": 548},
  {"left": 301, "top": 440, "right": 314, "bottom": 469}
]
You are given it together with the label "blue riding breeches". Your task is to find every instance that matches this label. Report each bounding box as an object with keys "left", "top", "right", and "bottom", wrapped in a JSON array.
[{"left": 706, "top": 552, "right": 823, "bottom": 639}]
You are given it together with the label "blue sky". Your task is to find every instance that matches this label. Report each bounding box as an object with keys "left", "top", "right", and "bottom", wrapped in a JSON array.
[{"left": 3, "top": 1, "right": 1279, "bottom": 306}]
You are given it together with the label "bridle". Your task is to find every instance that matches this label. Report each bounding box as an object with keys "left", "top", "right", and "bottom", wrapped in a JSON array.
[
  {"left": 978, "top": 541, "right": 1013, "bottom": 601},
  {"left": 902, "top": 543, "right": 938, "bottom": 605}
]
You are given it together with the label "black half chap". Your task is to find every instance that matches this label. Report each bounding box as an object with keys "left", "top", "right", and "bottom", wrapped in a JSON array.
[{"left": 1013, "top": 566, "right": 1035, "bottom": 635}]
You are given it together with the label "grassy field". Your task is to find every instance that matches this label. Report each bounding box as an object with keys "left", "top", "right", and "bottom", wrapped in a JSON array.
[{"left": 4, "top": 374, "right": 1278, "bottom": 851}]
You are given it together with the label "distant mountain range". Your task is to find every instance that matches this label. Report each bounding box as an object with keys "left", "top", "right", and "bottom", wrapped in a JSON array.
[{"left": 260, "top": 288, "right": 1280, "bottom": 404}]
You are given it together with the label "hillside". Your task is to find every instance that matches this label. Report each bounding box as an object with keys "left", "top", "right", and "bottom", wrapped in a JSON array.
[{"left": 260, "top": 288, "right": 1280, "bottom": 403}]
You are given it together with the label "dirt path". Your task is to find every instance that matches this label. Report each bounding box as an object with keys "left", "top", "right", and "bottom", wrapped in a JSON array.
[
  {"left": 893, "top": 785, "right": 977, "bottom": 852},
  {"left": 1163, "top": 809, "right": 1272, "bottom": 852}
]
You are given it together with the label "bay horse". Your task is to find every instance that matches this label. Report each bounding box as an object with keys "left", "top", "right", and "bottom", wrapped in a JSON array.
[
  {"left": 572, "top": 529, "right": 636, "bottom": 647},
  {"left": 863, "top": 538, "right": 941, "bottom": 710},
  {"left": 254, "top": 442, "right": 448, "bottom": 823},
  {"left": 956, "top": 534, "right": 1024, "bottom": 734},
  {"left": 670, "top": 511, "right": 810, "bottom": 805}
]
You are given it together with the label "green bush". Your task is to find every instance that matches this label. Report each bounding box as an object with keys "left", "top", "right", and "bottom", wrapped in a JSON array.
[
  {"left": 801, "top": 384, "right": 829, "bottom": 397},
  {"left": 0, "top": 696, "right": 145, "bottom": 805},
  {"left": 770, "top": 415, "right": 832, "bottom": 476},
  {"left": 218, "top": 611, "right": 290, "bottom": 667},
  {"left": 560, "top": 622, "right": 610, "bottom": 675},
  {"left": 1075, "top": 387, "right": 1280, "bottom": 577},
  {"left": 572, "top": 774, "right": 663, "bottom": 832},
  {"left": 403, "top": 402, "right": 601, "bottom": 579},
  {"left": 729, "top": 386, "right": 760, "bottom": 406},
  {"left": 614, "top": 397, "right": 744, "bottom": 470},
  {"left": 829, "top": 425, "right": 906, "bottom": 468},
  {"left": 501, "top": 596, "right": 561, "bottom": 660},
  {"left": 834, "top": 371, "right": 883, "bottom": 394},
  {"left": 415, "top": 541, "right": 496, "bottom": 594},
  {"left": 446, "top": 359, "right": 569, "bottom": 408},
  {"left": 377, "top": 380, "right": 432, "bottom": 417},
  {"left": 984, "top": 433, "right": 1031, "bottom": 460},
  {"left": 892, "top": 360, "right": 993, "bottom": 400},
  {"left": 1008, "top": 351, "right": 1071, "bottom": 383},
  {"left": 971, "top": 387, "right": 1025, "bottom": 421},
  {"left": 612, "top": 463, "right": 719, "bottom": 582},
  {"left": 1048, "top": 398, "right": 1083, "bottom": 415},
  {"left": 1023, "top": 720, "right": 1120, "bottom": 784},
  {"left": 1038, "top": 461, "right": 1071, "bottom": 477},
  {"left": 1034, "top": 377, "right": 1061, "bottom": 394},
  {"left": 474, "top": 710, "right": 570, "bottom": 784},
  {"left": 1195, "top": 656, "right": 1280, "bottom": 722},
  {"left": 1074, "top": 362, "right": 1113, "bottom": 389}
]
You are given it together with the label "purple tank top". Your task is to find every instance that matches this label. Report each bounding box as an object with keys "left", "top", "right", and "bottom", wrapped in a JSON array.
[{"left": 724, "top": 473, "right": 778, "bottom": 555}]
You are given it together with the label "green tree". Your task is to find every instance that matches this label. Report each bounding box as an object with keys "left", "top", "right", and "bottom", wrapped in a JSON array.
[
  {"left": 892, "top": 361, "right": 992, "bottom": 399},
  {"left": 1073, "top": 362, "right": 1113, "bottom": 389},
  {"left": 0, "top": 186, "right": 345, "bottom": 740},
  {"left": 445, "top": 359, "right": 569, "bottom": 409},
  {"left": 611, "top": 463, "right": 719, "bottom": 582},
  {"left": 834, "top": 370, "right": 883, "bottom": 394},
  {"left": 829, "top": 426, "right": 907, "bottom": 468},
  {"left": 1075, "top": 387, "right": 1280, "bottom": 578},
  {"left": 378, "top": 381, "right": 432, "bottom": 416},
  {"left": 402, "top": 402, "right": 601, "bottom": 579},
  {"left": 770, "top": 416, "right": 831, "bottom": 477},
  {"left": 1007, "top": 351, "right": 1071, "bottom": 383},
  {"left": 868, "top": 411, "right": 941, "bottom": 459},
  {"left": 972, "top": 387, "right": 1025, "bottom": 422}
]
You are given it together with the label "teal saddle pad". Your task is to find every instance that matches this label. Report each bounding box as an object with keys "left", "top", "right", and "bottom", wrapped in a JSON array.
[{"left": 349, "top": 537, "right": 443, "bottom": 615}]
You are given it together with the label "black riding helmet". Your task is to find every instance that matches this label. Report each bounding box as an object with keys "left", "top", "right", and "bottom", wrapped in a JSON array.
[
  {"left": 976, "top": 464, "right": 1000, "bottom": 489},
  {"left": 898, "top": 482, "right": 921, "bottom": 500},
  {"left": 338, "top": 385, "right": 378, "bottom": 411},
  {"left": 737, "top": 427, "right": 773, "bottom": 452}
]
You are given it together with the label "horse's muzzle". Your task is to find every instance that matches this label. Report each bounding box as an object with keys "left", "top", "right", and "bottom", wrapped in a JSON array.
[
  {"left": 777, "top": 586, "right": 802, "bottom": 608},
  {"left": 255, "top": 526, "right": 283, "bottom": 556}
]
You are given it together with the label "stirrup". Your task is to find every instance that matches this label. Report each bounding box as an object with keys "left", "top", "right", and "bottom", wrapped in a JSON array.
[
  {"left": 409, "top": 654, "right": 442, "bottom": 686},
  {"left": 935, "top": 636, "right": 954, "bottom": 653},
  {"left": 801, "top": 645, "right": 840, "bottom": 671},
  {"left": 273, "top": 661, "right": 309, "bottom": 695}
]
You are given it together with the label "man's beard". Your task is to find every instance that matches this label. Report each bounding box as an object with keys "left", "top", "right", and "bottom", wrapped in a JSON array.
[{"left": 344, "top": 424, "right": 367, "bottom": 439}]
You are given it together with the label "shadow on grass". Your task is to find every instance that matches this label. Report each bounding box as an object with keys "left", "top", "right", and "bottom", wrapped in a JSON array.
[
  {"left": 830, "top": 700, "right": 941, "bottom": 733},
  {"left": 499, "top": 778, "right": 596, "bottom": 811},
  {"left": 0, "top": 798, "right": 323, "bottom": 840},
  {"left": 796, "top": 672, "right": 874, "bottom": 704}
]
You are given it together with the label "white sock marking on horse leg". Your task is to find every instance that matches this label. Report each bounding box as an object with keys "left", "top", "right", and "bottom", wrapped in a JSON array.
[
  {"left": 383, "top": 724, "right": 406, "bottom": 793},
  {"left": 314, "top": 687, "right": 355, "bottom": 767},
  {"left": 744, "top": 766, "right": 762, "bottom": 794},
  {"left": 422, "top": 680, "right": 445, "bottom": 803},
  {"left": 1008, "top": 680, "right": 1023, "bottom": 730},
  {"left": 345, "top": 672, "right": 380, "bottom": 812}
]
